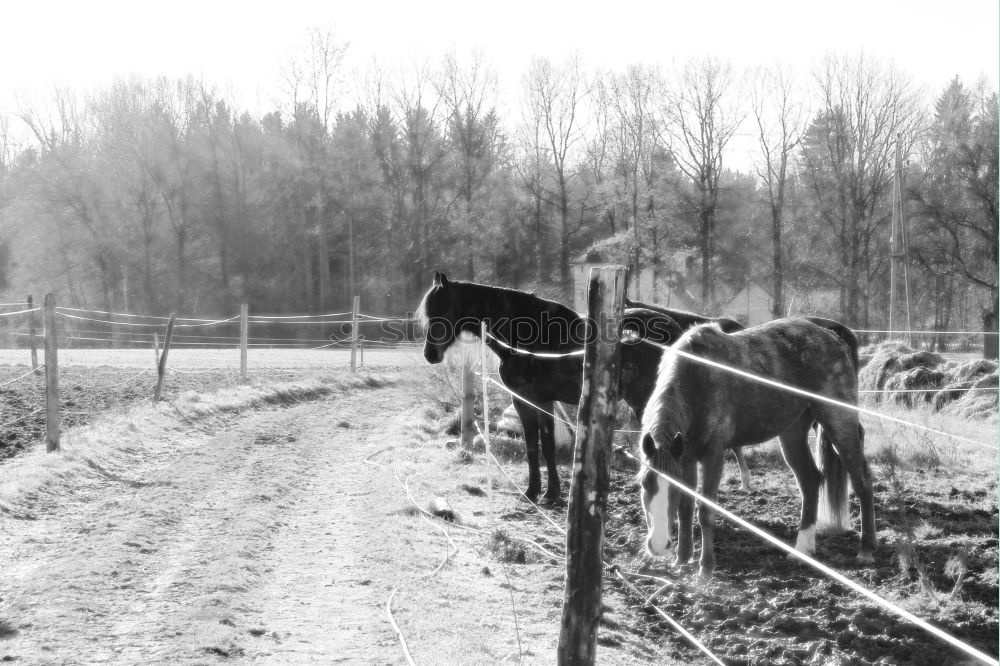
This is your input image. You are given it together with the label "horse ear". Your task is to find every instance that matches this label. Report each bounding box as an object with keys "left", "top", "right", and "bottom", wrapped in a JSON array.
[
  {"left": 439, "top": 272, "right": 450, "bottom": 286},
  {"left": 641, "top": 433, "right": 658, "bottom": 460},
  {"left": 669, "top": 432, "right": 685, "bottom": 458},
  {"left": 433, "top": 270, "right": 442, "bottom": 286}
]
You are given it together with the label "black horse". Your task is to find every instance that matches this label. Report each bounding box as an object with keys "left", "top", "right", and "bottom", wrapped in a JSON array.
[{"left": 418, "top": 272, "right": 680, "bottom": 503}]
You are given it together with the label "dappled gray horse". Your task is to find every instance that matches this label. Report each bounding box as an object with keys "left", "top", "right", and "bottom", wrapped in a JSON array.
[{"left": 639, "top": 318, "right": 876, "bottom": 577}]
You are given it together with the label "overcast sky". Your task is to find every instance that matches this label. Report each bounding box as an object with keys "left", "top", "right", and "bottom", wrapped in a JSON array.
[{"left": 2, "top": 0, "right": 997, "bottom": 120}]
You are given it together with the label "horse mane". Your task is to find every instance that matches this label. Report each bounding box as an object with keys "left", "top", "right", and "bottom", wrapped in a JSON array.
[
  {"left": 639, "top": 322, "right": 732, "bottom": 458},
  {"left": 414, "top": 292, "right": 429, "bottom": 330}
]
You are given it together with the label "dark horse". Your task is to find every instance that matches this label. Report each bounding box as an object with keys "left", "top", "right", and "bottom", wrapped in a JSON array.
[
  {"left": 418, "top": 272, "right": 680, "bottom": 503},
  {"left": 627, "top": 296, "right": 862, "bottom": 493},
  {"left": 639, "top": 318, "right": 876, "bottom": 577}
]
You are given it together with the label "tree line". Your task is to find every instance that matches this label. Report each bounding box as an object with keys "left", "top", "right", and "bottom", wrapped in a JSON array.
[{"left": 0, "top": 34, "right": 995, "bottom": 353}]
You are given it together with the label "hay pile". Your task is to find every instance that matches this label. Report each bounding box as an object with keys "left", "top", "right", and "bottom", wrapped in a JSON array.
[{"left": 859, "top": 342, "right": 998, "bottom": 418}]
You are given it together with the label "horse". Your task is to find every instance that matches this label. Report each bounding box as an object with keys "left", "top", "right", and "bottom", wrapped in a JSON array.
[
  {"left": 638, "top": 318, "right": 876, "bottom": 578},
  {"left": 625, "top": 297, "right": 757, "bottom": 489},
  {"left": 627, "top": 297, "right": 863, "bottom": 494},
  {"left": 417, "top": 271, "right": 680, "bottom": 503}
]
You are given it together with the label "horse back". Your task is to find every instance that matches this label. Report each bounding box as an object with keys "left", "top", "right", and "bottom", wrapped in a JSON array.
[
  {"left": 802, "top": 316, "right": 860, "bottom": 372},
  {"left": 623, "top": 297, "right": 744, "bottom": 333}
]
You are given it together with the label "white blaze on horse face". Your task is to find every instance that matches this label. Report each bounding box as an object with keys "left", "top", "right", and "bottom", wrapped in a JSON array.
[{"left": 643, "top": 473, "right": 672, "bottom": 557}]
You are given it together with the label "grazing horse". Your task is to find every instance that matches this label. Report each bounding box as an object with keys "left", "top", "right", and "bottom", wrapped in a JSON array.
[
  {"left": 418, "top": 271, "right": 680, "bottom": 503},
  {"left": 639, "top": 318, "right": 876, "bottom": 577},
  {"left": 627, "top": 297, "right": 863, "bottom": 493},
  {"left": 625, "top": 297, "right": 757, "bottom": 488}
]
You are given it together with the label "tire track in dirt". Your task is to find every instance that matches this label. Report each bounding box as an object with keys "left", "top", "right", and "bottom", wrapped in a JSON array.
[{"left": 0, "top": 383, "right": 427, "bottom": 664}]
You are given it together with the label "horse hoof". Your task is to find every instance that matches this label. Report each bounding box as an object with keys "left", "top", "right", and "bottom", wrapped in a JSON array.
[
  {"left": 697, "top": 567, "right": 715, "bottom": 580},
  {"left": 856, "top": 551, "right": 875, "bottom": 565},
  {"left": 540, "top": 494, "right": 564, "bottom": 507}
]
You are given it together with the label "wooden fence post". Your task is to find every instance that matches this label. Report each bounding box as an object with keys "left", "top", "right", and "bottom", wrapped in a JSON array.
[
  {"left": 359, "top": 337, "right": 364, "bottom": 367},
  {"left": 481, "top": 321, "right": 492, "bottom": 524},
  {"left": 461, "top": 351, "right": 475, "bottom": 449},
  {"left": 557, "top": 266, "right": 626, "bottom": 665},
  {"left": 154, "top": 332, "right": 160, "bottom": 366},
  {"left": 240, "top": 303, "right": 248, "bottom": 383},
  {"left": 154, "top": 313, "right": 176, "bottom": 402},
  {"left": 43, "top": 293, "right": 60, "bottom": 452},
  {"left": 350, "top": 296, "right": 360, "bottom": 372},
  {"left": 27, "top": 294, "right": 40, "bottom": 375}
]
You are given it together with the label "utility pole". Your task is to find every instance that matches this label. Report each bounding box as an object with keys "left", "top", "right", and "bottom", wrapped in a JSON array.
[{"left": 889, "top": 135, "right": 912, "bottom": 345}]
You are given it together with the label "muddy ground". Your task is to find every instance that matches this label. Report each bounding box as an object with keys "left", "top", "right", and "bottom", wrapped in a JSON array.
[{"left": 0, "top": 362, "right": 996, "bottom": 665}]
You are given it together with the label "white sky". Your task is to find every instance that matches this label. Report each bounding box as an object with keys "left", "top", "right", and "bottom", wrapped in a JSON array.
[{"left": 2, "top": 0, "right": 997, "bottom": 135}]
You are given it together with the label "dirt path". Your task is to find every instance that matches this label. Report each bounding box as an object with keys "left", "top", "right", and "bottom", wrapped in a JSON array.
[
  {"left": 0, "top": 375, "right": 683, "bottom": 665},
  {"left": 0, "top": 382, "right": 434, "bottom": 664}
]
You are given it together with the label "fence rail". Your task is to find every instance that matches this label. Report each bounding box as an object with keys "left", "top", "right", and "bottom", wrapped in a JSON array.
[{"left": 0, "top": 294, "right": 422, "bottom": 452}]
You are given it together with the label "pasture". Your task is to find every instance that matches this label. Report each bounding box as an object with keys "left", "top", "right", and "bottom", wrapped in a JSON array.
[{"left": 0, "top": 346, "right": 995, "bottom": 664}]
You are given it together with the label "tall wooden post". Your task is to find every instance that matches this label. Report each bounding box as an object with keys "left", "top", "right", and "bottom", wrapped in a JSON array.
[
  {"left": 350, "top": 296, "right": 360, "bottom": 372},
  {"left": 558, "top": 266, "right": 626, "bottom": 665},
  {"left": 43, "top": 293, "right": 60, "bottom": 452},
  {"left": 461, "top": 351, "right": 475, "bottom": 449},
  {"left": 154, "top": 314, "right": 176, "bottom": 402},
  {"left": 27, "top": 294, "right": 39, "bottom": 375},
  {"left": 240, "top": 303, "right": 249, "bottom": 383},
  {"left": 481, "top": 321, "right": 493, "bottom": 524}
]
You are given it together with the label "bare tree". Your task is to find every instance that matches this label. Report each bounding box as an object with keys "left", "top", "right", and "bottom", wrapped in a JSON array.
[
  {"left": 521, "top": 54, "right": 587, "bottom": 297},
  {"left": 661, "top": 57, "right": 742, "bottom": 310},
  {"left": 749, "top": 64, "right": 807, "bottom": 317},
  {"left": 392, "top": 61, "right": 450, "bottom": 301},
  {"left": 281, "top": 28, "right": 348, "bottom": 311},
  {"left": 601, "top": 64, "right": 663, "bottom": 297},
  {"left": 437, "top": 50, "right": 503, "bottom": 281},
  {"left": 800, "top": 53, "right": 924, "bottom": 325}
]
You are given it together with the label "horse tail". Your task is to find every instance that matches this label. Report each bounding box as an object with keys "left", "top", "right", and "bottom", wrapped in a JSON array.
[{"left": 816, "top": 424, "right": 851, "bottom": 533}]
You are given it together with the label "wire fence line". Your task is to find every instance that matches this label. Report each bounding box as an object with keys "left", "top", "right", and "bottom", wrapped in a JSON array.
[
  {"left": 473, "top": 418, "right": 727, "bottom": 665},
  {"left": 0, "top": 297, "right": 424, "bottom": 454},
  {"left": 639, "top": 339, "right": 995, "bottom": 451},
  {"left": 628, "top": 450, "right": 998, "bottom": 666},
  {"left": 466, "top": 329, "right": 997, "bottom": 666}
]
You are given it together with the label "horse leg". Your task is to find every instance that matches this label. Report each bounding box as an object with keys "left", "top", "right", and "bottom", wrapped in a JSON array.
[
  {"left": 817, "top": 409, "right": 877, "bottom": 563},
  {"left": 539, "top": 403, "right": 562, "bottom": 503},
  {"left": 697, "top": 451, "right": 725, "bottom": 578},
  {"left": 777, "top": 412, "right": 823, "bottom": 557},
  {"left": 732, "top": 447, "right": 752, "bottom": 491},
  {"left": 514, "top": 400, "right": 542, "bottom": 502},
  {"left": 674, "top": 457, "right": 697, "bottom": 566}
]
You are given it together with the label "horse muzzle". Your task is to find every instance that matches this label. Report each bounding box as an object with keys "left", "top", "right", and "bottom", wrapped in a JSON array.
[
  {"left": 423, "top": 346, "right": 445, "bottom": 364},
  {"left": 645, "top": 533, "right": 672, "bottom": 557}
]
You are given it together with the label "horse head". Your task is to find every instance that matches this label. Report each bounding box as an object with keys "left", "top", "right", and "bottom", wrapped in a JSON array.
[
  {"left": 640, "top": 431, "right": 685, "bottom": 557},
  {"left": 418, "top": 271, "right": 461, "bottom": 364}
]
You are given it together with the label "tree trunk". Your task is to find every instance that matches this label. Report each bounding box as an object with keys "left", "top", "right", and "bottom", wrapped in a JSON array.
[
  {"left": 560, "top": 194, "right": 571, "bottom": 300},
  {"left": 316, "top": 184, "right": 331, "bottom": 311},
  {"left": 984, "top": 294, "right": 999, "bottom": 360},
  {"left": 348, "top": 212, "right": 356, "bottom": 305},
  {"left": 298, "top": 195, "right": 315, "bottom": 309},
  {"left": 770, "top": 205, "right": 784, "bottom": 318},
  {"left": 534, "top": 188, "right": 544, "bottom": 284}
]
